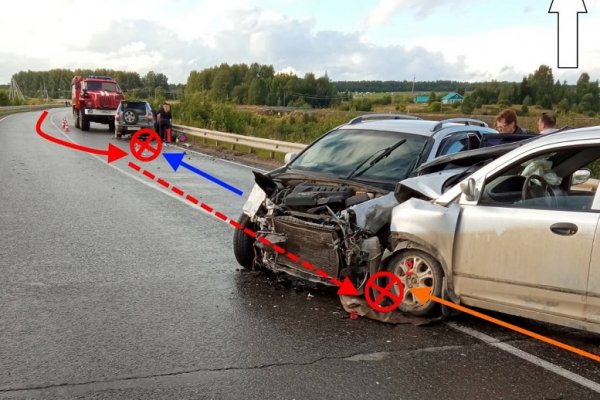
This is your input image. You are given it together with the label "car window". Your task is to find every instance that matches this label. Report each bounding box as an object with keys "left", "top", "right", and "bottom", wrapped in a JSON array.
[
  {"left": 437, "top": 132, "right": 481, "bottom": 156},
  {"left": 121, "top": 102, "right": 147, "bottom": 111},
  {"left": 289, "top": 129, "right": 429, "bottom": 183},
  {"left": 479, "top": 145, "right": 600, "bottom": 211}
]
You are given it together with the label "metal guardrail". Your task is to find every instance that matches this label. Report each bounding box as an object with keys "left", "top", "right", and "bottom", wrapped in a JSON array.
[
  {"left": 0, "top": 104, "right": 65, "bottom": 114},
  {"left": 172, "top": 124, "right": 307, "bottom": 158}
]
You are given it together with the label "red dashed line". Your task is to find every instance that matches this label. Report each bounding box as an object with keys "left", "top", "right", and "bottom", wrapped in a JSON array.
[
  {"left": 186, "top": 195, "right": 199, "bottom": 205},
  {"left": 142, "top": 170, "right": 155, "bottom": 180},
  {"left": 272, "top": 245, "right": 285, "bottom": 254},
  {"left": 215, "top": 212, "right": 228, "bottom": 221},
  {"left": 229, "top": 220, "right": 242, "bottom": 230},
  {"left": 301, "top": 261, "right": 315, "bottom": 271},
  {"left": 258, "top": 237, "right": 272, "bottom": 246},
  {"left": 286, "top": 252, "right": 300, "bottom": 263},
  {"left": 316, "top": 269, "right": 329, "bottom": 279},
  {"left": 126, "top": 163, "right": 344, "bottom": 290},
  {"left": 330, "top": 278, "right": 342, "bottom": 286}
]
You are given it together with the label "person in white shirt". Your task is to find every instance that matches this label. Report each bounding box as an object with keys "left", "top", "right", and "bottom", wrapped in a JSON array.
[{"left": 538, "top": 112, "right": 559, "bottom": 134}]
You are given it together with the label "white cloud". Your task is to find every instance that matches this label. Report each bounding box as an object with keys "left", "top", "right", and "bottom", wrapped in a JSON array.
[
  {"left": 1, "top": 0, "right": 599, "bottom": 85},
  {"left": 367, "top": 0, "right": 475, "bottom": 26}
]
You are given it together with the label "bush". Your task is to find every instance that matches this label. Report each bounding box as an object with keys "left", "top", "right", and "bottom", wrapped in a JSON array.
[
  {"left": 428, "top": 101, "right": 442, "bottom": 112},
  {"left": 0, "top": 90, "right": 10, "bottom": 106},
  {"left": 351, "top": 98, "right": 373, "bottom": 112},
  {"left": 519, "top": 104, "right": 529, "bottom": 115}
]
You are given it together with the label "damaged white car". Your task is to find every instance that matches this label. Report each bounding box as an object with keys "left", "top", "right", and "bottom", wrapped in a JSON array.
[
  {"left": 232, "top": 114, "right": 532, "bottom": 313},
  {"left": 390, "top": 127, "right": 600, "bottom": 332}
]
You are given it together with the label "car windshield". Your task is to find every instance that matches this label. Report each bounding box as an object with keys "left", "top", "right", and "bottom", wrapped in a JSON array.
[
  {"left": 86, "top": 81, "right": 120, "bottom": 92},
  {"left": 289, "top": 129, "right": 429, "bottom": 183}
]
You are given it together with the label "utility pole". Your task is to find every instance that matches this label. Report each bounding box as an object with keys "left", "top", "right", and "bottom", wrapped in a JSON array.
[{"left": 9, "top": 78, "right": 25, "bottom": 102}]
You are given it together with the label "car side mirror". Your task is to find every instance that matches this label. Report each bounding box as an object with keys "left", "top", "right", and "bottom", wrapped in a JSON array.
[
  {"left": 284, "top": 152, "right": 298, "bottom": 165},
  {"left": 460, "top": 178, "right": 478, "bottom": 202},
  {"left": 572, "top": 169, "right": 591, "bottom": 186}
]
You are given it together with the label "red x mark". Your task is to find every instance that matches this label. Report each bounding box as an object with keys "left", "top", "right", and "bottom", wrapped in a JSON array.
[
  {"left": 365, "top": 271, "right": 405, "bottom": 313},
  {"left": 130, "top": 128, "right": 162, "bottom": 162}
]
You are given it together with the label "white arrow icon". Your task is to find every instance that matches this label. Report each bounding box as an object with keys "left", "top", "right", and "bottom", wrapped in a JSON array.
[{"left": 549, "top": 0, "right": 588, "bottom": 68}]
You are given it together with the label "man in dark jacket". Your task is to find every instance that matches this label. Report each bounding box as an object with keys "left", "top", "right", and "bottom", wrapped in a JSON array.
[
  {"left": 157, "top": 103, "right": 172, "bottom": 142},
  {"left": 495, "top": 109, "right": 535, "bottom": 134}
]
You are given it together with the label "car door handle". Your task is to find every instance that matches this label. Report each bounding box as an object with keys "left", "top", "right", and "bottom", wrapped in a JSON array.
[{"left": 550, "top": 223, "right": 578, "bottom": 236}]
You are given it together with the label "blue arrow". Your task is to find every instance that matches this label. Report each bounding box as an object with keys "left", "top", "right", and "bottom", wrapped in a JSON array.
[{"left": 163, "top": 153, "right": 243, "bottom": 196}]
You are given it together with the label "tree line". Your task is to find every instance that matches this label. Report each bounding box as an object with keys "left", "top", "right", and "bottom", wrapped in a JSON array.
[
  {"left": 7, "top": 68, "right": 174, "bottom": 100},
  {"left": 460, "top": 65, "right": 599, "bottom": 115},
  {"left": 185, "top": 62, "right": 341, "bottom": 108},
  {"left": 333, "top": 80, "right": 476, "bottom": 94},
  {"left": 5, "top": 64, "right": 599, "bottom": 116}
]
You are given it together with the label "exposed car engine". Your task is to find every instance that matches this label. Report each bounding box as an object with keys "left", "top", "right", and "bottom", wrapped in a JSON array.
[{"left": 249, "top": 172, "right": 391, "bottom": 288}]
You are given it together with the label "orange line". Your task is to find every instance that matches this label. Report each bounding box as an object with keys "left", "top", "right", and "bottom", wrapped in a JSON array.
[{"left": 432, "top": 295, "right": 600, "bottom": 363}]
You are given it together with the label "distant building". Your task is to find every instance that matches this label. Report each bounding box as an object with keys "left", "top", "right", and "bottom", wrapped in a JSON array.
[
  {"left": 414, "top": 95, "right": 429, "bottom": 104},
  {"left": 441, "top": 92, "right": 464, "bottom": 104}
]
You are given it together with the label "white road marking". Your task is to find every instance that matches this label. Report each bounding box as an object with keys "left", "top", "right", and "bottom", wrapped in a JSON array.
[
  {"left": 447, "top": 322, "right": 600, "bottom": 394},
  {"left": 0, "top": 114, "right": 14, "bottom": 123}
]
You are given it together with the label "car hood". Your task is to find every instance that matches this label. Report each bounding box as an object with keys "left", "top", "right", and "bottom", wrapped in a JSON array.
[{"left": 395, "top": 168, "right": 467, "bottom": 202}]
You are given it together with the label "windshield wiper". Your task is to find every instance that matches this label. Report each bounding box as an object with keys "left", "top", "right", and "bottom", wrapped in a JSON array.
[{"left": 343, "top": 138, "right": 407, "bottom": 180}]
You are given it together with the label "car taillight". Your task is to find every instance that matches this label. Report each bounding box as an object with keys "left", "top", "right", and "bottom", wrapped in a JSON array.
[
  {"left": 115, "top": 112, "right": 119, "bottom": 121},
  {"left": 147, "top": 112, "right": 154, "bottom": 122}
]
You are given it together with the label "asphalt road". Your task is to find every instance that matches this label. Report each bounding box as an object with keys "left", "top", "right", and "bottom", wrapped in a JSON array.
[{"left": 1, "top": 109, "right": 600, "bottom": 399}]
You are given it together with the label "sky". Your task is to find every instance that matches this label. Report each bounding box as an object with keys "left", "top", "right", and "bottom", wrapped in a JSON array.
[{"left": 1, "top": 0, "right": 599, "bottom": 85}]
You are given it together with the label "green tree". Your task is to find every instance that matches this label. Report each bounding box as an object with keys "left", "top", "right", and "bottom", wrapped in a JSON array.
[
  {"left": 428, "top": 101, "right": 442, "bottom": 112},
  {"left": 428, "top": 91, "right": 437, "bottom": 104},
  {"left": 461, "top": 95, "right": 474, "bottom": 114},
  {"left": 0, "top": 89, "right": 10, "bottom": 106},
  {"left": 527, "top": 65, "right": 555, "bottom": 106},
  {"left": 154, "top": 87, "right": 166, "bottom": 107}
]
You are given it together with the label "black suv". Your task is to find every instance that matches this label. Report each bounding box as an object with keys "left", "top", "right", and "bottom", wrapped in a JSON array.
[{"left": 114, "top": 101, "right": 154, "bottom": 139}]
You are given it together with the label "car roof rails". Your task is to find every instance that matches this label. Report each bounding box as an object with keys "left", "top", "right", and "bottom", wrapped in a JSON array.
[
  {"left": 432, "top": 118, "right": 488, "bottom": 132},
  {"left": 348, "top": 113, "right": 422, "bottom": 125}
]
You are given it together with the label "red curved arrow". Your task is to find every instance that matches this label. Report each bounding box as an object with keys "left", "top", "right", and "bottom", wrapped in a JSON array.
[{"left": 36, "top": 111, "right": 128, "bottom": 163}]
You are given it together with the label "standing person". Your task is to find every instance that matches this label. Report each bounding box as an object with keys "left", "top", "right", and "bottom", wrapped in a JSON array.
[
  {"left": 157, "top": 103, "right": 172, "bottom": 143},
  {"left": 538, "top": 112, "right": 558, "bottom": 134},
  {"left": 495, "top": 109, "right": 534, "bottom": 134}
]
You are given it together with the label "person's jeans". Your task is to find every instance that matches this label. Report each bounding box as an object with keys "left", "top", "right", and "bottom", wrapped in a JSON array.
[{"left": 159, "top": 120, "right": 171, "bottom": 142}]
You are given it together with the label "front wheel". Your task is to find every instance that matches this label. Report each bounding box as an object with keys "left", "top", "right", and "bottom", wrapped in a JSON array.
[
  {"left": 73, "top": 110, "right": 80, "bottom": 129},
  {"left": 80, "top": 112, "right": 90, "bottom": 131},
  {"left": 233, "top": 213, "right": 256, "bottom": 269},
  {"left": 386, "top": 249, "right": 444, "bottom": 316}
]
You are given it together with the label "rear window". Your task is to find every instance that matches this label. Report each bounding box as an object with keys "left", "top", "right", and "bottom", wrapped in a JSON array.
[{"left": 121, "top": 102, "right": 147, "bottom": 111}]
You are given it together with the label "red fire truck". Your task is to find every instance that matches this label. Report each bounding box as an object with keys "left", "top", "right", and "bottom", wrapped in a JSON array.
[{"left": 71, "top": 75, "right": 124, "bottom": 131}]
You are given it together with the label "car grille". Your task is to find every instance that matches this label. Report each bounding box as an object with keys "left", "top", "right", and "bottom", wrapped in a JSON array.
[
  {"left": 99, "top": 95, "right": 116, "bottom": 108},
  {"left": 272, "top": 216, "right": 339, "bottom": 279}
]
